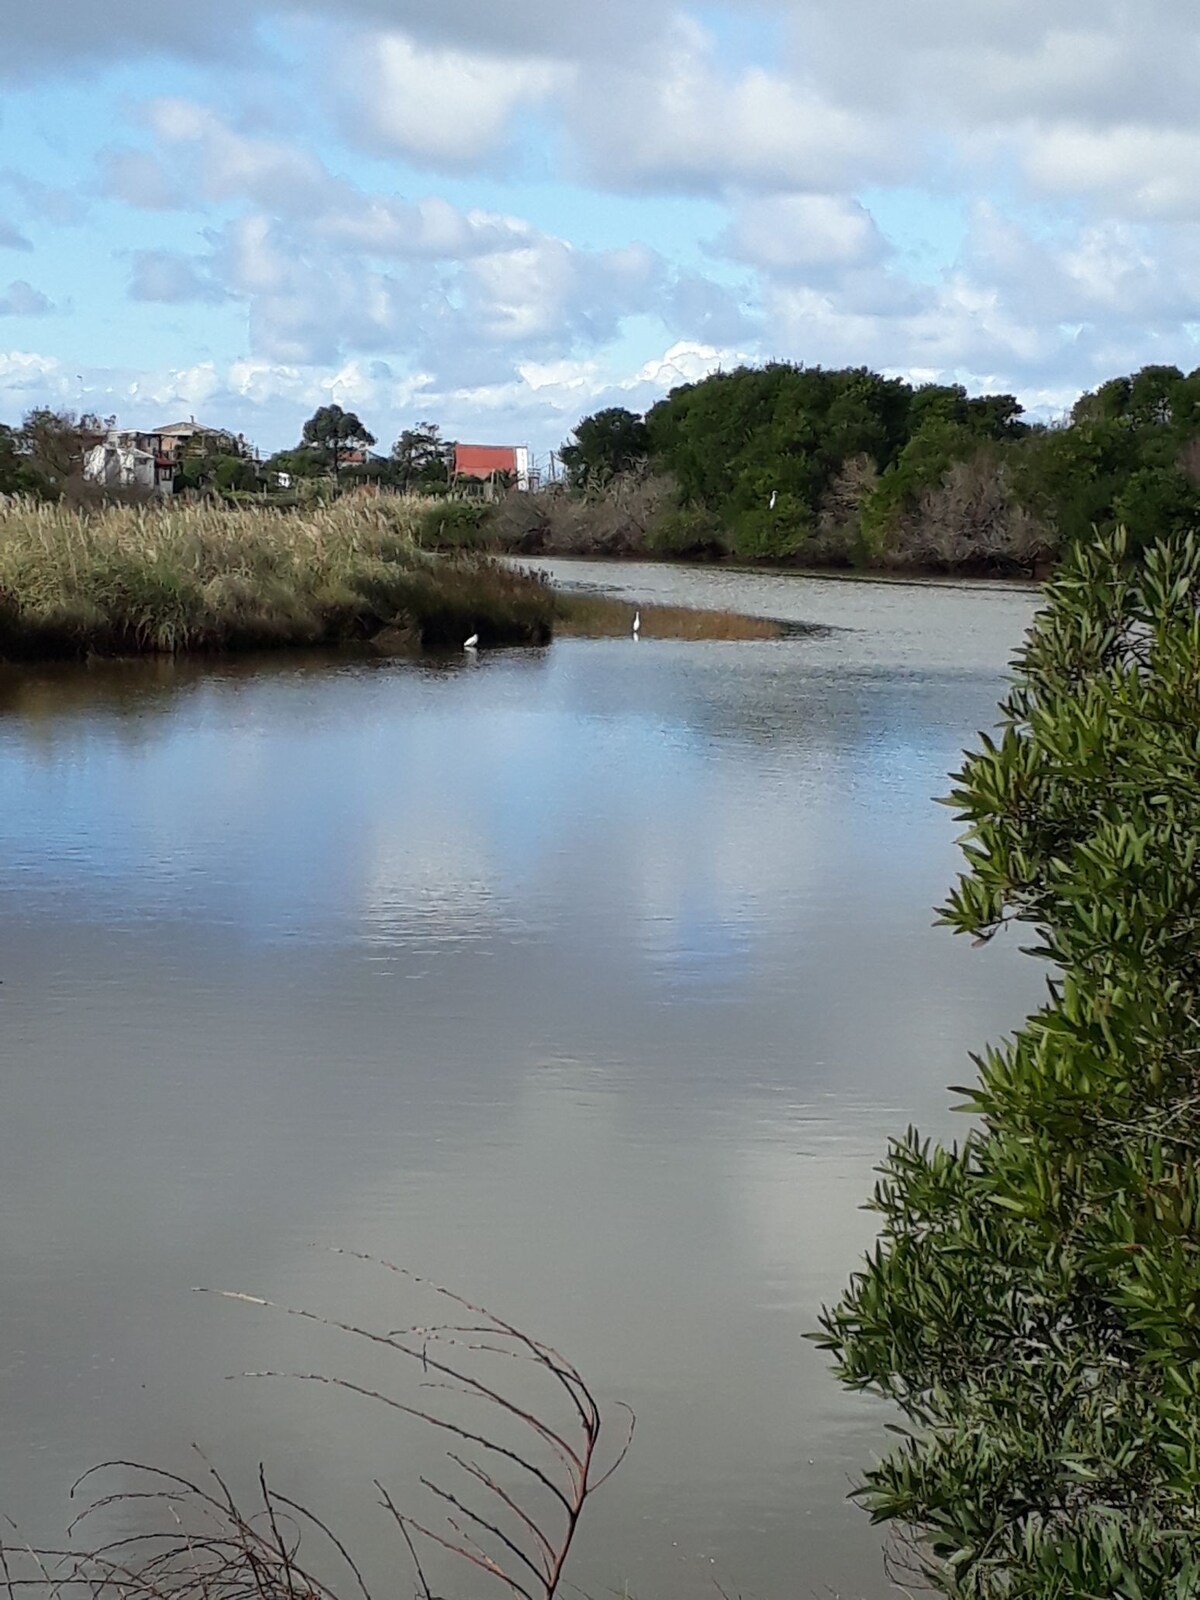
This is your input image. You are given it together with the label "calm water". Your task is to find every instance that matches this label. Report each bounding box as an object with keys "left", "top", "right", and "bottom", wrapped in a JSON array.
[{"left": 0, "top": 563, "right": 1043, "bottom": 1600}]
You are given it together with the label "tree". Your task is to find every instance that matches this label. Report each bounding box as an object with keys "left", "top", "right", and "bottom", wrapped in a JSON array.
[
  {"left": 910, "top": 384, "right": 1026, "bottom": 441},
  {"left": 909, "top": 452, "right": 1050, "bottom": 574},
  {"left": 1112, "top": 463, "right": 1200, "bottom": 554},
  {"left": 265, "top": 446, "right": 326, "bottom": 484},
  {"left": 299, "top": 404, "right": 376, "bottom": 483},
  {"left": 18, "top": 408, "right": 101, "bottom": 495},
  {"left": 390, "top": 421, "right": 453, "bottom": 492},
  {"left": 818, "top": 528, "right": 1200, "bottom": 1596},
  {"left": 0, "top": 423, "right": 48, "bottom": 497},
  {"left": 859, "top": 416, "right": 986, "bottom": 554},
  {"left": 175, "top": 429, "right": 257, "bottom": 495},
  {"left": 212, "top": 455, "right": 259, "bottom": 493},
  {"left": 560, "top": 407, "right": 651, "bottom": 489},
  {"left": 644, "top": 364, "right": 1004, "bottom": 560}
]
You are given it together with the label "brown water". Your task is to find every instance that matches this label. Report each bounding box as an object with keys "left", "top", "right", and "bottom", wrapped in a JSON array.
[{"left": 0, "top": 562, "right": 1044, "bottom": 1600}]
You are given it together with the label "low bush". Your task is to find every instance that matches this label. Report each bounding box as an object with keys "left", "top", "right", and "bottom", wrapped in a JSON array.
[
  {"left": 483, "top": 472, "right": 711, "bottom": 560},
  {"left": 645, "top": 503, "right": 729, "bottom": 559},
  {"left": 413, "top": 499, "right": 496, "bottom": 550}
]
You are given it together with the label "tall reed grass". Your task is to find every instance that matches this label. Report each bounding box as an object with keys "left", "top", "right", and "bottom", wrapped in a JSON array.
[{"left": 0, "top": 496, "right": 555, "bottom": 658}]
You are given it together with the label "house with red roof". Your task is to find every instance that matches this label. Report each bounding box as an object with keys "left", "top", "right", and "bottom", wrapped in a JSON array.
[{"left": 453, "top": 443, "right": 532, "bottom": 495}]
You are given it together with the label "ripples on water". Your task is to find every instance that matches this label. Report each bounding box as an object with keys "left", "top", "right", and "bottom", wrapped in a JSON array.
[{"left": 0, "top": 564, "right": 1044, "bottom": 1600}]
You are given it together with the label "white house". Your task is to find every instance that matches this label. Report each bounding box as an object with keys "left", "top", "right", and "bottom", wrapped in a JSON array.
[{"left": 83, "top": 431, "right": 175, "bottom": 494}]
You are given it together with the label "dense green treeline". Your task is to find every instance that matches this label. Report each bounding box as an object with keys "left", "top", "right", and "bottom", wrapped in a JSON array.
[{"left": 553, "top": 362, "right": 1200, "bottom": 572}]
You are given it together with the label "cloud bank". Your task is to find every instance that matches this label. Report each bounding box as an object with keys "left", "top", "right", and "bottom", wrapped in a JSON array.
[{"left": 2, "top": 0, "right": 1199, "bottom": 452}]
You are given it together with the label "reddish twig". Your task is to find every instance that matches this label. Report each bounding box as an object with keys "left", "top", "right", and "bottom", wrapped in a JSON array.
[{"left": 4, "top": 1268, "right": 633, "bottom": 1600}]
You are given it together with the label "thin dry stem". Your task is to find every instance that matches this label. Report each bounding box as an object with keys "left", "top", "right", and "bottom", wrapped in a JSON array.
[{"left": 4, "top": 1268, "right": 633, "bottom": 1600}]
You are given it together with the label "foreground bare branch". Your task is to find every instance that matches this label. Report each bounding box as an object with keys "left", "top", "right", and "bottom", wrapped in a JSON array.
[{"left": 1, "top": 1262, "right": 633, "bottom": 1600}]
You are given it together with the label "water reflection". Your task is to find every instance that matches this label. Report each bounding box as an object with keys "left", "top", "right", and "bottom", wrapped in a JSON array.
[{"left": 0, "top": 568, "right": 1044, "bottom": 1600}]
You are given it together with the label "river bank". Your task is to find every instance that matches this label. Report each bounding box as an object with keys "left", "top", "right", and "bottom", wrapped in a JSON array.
[
  {"left": 520, "top": 548, "right": 1042, "bottom": 595},
  {"left": 418, "top": 489, "right": 1053, "bottom": 584},
  {"left": 0, "top": 496, "right": 844, "bottom": 663},
  {"left": 0, "top": 496, "right": 558, "bottom": 660}
]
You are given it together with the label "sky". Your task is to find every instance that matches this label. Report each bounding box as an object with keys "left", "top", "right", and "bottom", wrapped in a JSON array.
[{"left": 2, "top": 1, "right": 1200, "bottom": 464}]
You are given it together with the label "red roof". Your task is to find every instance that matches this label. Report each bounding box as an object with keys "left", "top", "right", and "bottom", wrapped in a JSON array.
[{"left": 455, "top": 444, "right": 517, "bottom": 480}]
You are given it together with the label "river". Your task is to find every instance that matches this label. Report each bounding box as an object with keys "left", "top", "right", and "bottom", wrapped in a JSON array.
[{"left": 0, "top": 561, "right": 1044, "bottom": 1600}]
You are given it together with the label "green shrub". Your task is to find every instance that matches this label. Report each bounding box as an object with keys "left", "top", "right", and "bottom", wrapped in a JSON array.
[
  {"left": 414, "top": 500, "right": 494, "bottom": 550},
  {"left": 818, "top": 528, "right": 1200, "bottom": 1597},
  {"left": 729, "top": 503, "right": 811, "bottom": 561},
  {"left": 646, "top": 503, "right": 728, "bottom": 559}
]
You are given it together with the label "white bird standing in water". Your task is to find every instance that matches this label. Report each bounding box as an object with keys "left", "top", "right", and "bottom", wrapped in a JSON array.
[
  {"left": 769, "top": 490, "right": 777, "bottom": 510},
  {"left": 464, "top": 632, "right": 479, "bottom": 651},
  {"left": 632, "top": 610, "right": 641, "bottom": 638}
]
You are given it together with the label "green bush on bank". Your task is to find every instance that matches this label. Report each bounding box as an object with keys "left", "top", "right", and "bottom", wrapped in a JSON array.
[
  {"left": 816, "top": 527, "right": 1200, "bottom": 1597},
  {"left": 644, "top": 502, "right": 729, "bottom": 559},
  {"left": 412, "top": 499, "right": 495, "bottom": 550}
]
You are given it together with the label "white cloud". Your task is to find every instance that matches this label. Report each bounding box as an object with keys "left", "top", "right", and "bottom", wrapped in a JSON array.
[
  {"left": 100, "top": 103, "right": 677, "bottom": 376},
  {"left": 570, "top": 18, "right": 897, "bottom": 194},
  {"left": 0, "top": 0, "right": 678, "bottom": 80},
  {"left": 339, "top": 32, "right": 564, "bottom": 168},
  {"left": 185, "top": 207, "right": 666, "bottom": 373},
  {"left": 127, "top": 360, "right": 224, "bottom": 412},
  {"left": 10, "top": 0, "right": 1200, "bottom": 220},
  {"left": 632, "top": 340, "right": 746, "bottom": 389},
  {"left": 0, "top": 0, "right": 245, "bottom": 77},
  {"left": 744, "top": 197, "right": 1200, "bottom": 400},
  {"left": 313, "top": 196, "right": 533, "bottom": 260},
  {"left": 297, "top": 0, "right": 670, "bottom": 63},
  {"left": 957, "top": 204, "right": 1200, "bottom": 334},
  {"left": 224, "top": 356, "right": 431, "bottom": 414},
  {"left": 99, "top": 149, "right": 186, "bottom": 211},
  {"left": 219, "top": 214, "right": 292, "bottom": 297},
  {"left": 0, "top": 335, "right": 748, "bottom": 459},
  {"left": 719, "top": 194, "right": 887, "bottom": 273},
  {"left": 128, "top": 250, "right": 228, "bottom": 304},
  {"left": 0, "top": 170, "right": 87, "bottom": 227},
  {"left": 0, "top": 281, "right": 54, "bottom": 318},
  {"left": 10, "top": 0, "right": 1200, "bottom": 461},
  {"left": 0, "top": 220, "right": 32, "bottom": 252},
  {"left": 462, "top": 239, "right": 658, "bottom": 344},
  {"left": 1022, "top": 125, "right": 1200, "bottom": 220},
  {"left": 146, "top": 99, "right": 333, "bottom": 212},
  {"left": 788, "top": 0, "right": 1200, "bottom": 128},
  {"left": 112, "top": 104, "right": 547, "bottom": 265},
  {"left": 0, "top": 351, "right": 64, "bottom": 394}
]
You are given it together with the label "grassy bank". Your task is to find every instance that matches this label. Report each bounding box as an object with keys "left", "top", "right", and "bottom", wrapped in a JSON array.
[
  {"left": 0, "top": 496, "right": 556, "bottom": 659},
  {"left": 554, "top": 592, "right": 792, "bottom": 638}
]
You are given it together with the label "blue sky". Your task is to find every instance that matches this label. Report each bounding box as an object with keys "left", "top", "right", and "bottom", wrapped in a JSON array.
[{"left": 3, "top": 0, "right": 1200, "bottom": 464}]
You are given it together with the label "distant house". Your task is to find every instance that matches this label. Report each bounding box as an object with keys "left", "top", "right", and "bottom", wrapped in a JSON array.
[
  {"left": 83, "top": 430, "right": 176, "bottom": 495},
  {"left": 454, "top": 444, "right": 532, "bottom": 497},
  {"left": 338, "top": 448, "right": 388, "bottom": 472},
  {"left": 153, "top": 420, "right": 249, "bottom": 463}
]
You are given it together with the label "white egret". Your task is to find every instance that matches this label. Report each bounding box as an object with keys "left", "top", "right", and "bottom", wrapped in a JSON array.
[
  {"left": 464, "top": 632, "right": 479, "bottom": 650},
  {"left": 769, "top": 490, "right": 777, "bottom": 510},
  {"left": 632, "top": 610, "right": 641, "bottom": 638}
]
